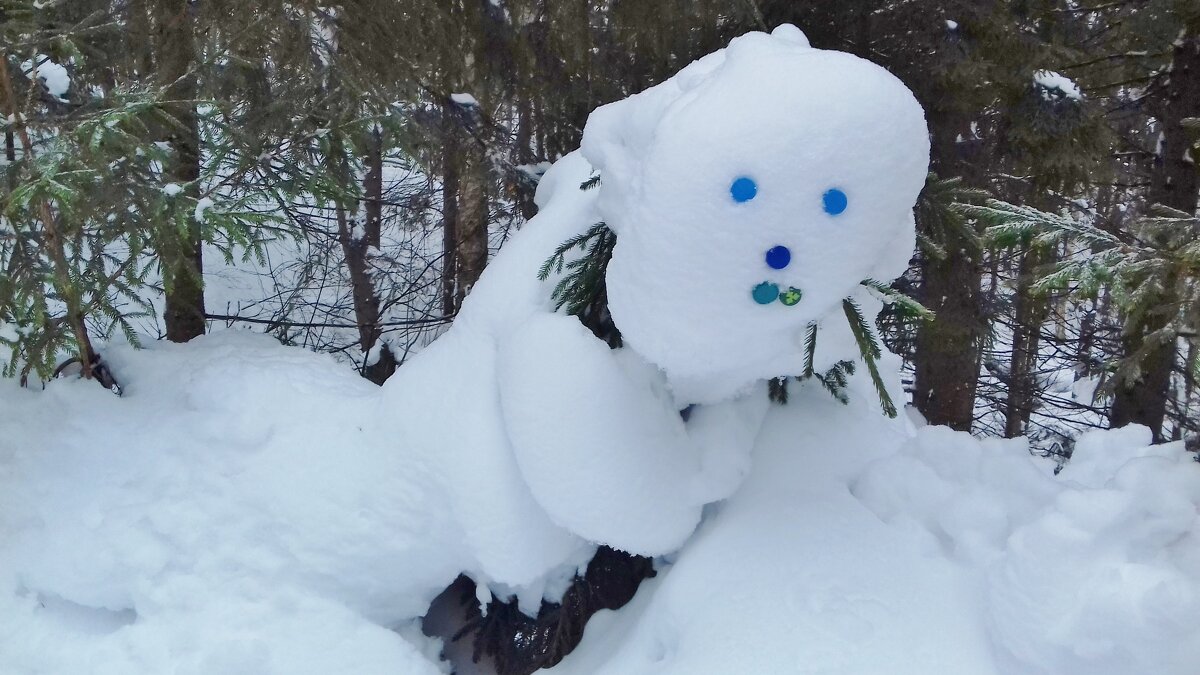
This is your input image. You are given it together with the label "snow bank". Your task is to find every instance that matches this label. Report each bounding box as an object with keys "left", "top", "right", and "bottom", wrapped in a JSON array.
[
  {"left": 0, "top": 332, "right": 446, "bottom": 674},
  {"left": 550, "top": 376, "right": 1200, "bottom": 675},
  {"left": 550, "top": 371, "right": 1003, "bottom": 675},
  {"left": 854, "top": 425, "right": 1200, "bottom": 675}
]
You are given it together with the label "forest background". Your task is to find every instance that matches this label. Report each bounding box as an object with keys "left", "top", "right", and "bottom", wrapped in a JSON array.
[{"left": 2, "top": 0, "right": 1199, "bottom": 453}]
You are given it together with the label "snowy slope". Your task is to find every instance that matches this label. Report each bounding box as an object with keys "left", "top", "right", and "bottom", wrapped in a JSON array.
[
  {"left": 548, "top": 379, "right": 1200, "bottom": 675},
  {"left": 549, "top": 376, "right": 1002, "bottom": 675}
]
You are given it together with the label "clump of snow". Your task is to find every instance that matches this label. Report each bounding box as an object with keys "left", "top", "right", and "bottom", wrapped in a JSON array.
[
  {"left": 194, "top": 197, "right": 214, "bottom": 222},
  {"left": 162, "top": 183, "right": 183, "bottom": 197},
  {"left": 450, "top": 93, "right": 479, "bottom": 107},
  {"left": 1033, "top": 70, "right": 1083, "bottom": 100},
  {"left": 582, "top": 24, "right": 929, "bottom": 403},
  {"left": 21, "top": 56, "right": 70, "bottom": 100}
]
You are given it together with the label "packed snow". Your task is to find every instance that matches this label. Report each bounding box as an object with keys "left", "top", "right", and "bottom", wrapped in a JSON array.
[
  {"left": 1, "top": 24, "right": 1198, "bottom": 675},
  {"left": 549, "top": 377, "right": 1200, "bottom": 675},
  {"left": 582, "top": 24, "right": 928, "bottom": 404}
]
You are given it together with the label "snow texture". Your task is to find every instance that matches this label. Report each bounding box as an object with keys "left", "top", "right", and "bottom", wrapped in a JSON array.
[
  {"left": 582, "top": 24, "right": 929, "bottom": 403},
  {"left": 550, "top": 378, "right": 1200, "bottom": 675}
]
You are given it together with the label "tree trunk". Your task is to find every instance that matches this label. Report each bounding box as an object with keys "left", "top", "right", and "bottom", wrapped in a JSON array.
[
  {"left": 359, "top": 128, "right": 397, "bottom": 384},
  {"left": 912, "top": 110, "right": 986, "bottom": 432},
  {"left": 456, "top": 125, "right": 489, "bottom": 308},
  {"left": 441, "top": 103, "right": 461, "bottom": 316},
  {"left": 1004, "top": 245, "right": 1050, "bottom": 437},
  {"left": 156, "top": 0, "right": 206, "bottom": 343},
  {"left": 441, "top": 96, "right": 490, "bottom": 313},
  {"left": 1110, "top": 31, "right": 1200, "bottom": 441}
]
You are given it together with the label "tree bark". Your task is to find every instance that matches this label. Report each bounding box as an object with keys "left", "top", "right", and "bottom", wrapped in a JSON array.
[
  {"left": 1004, "top": 245, "right": 1051, "bottom": 437},
  {"left": 358, "top": 128, "right": 397, "bottom": 384},
  {"left": 441, "top": 103, "right": 461, "bottom": 316},
  {"left": 440, "top": 95, "right": 490, "bottom": 313},
  {"left": 155, "top": 0, "right": 206, "bottom": 343},
  {"left": 455, "top": 119, "right": 489, "bottom": 308},
  {"left": 1110, "top": 31, "right": 1200, "bottom": 441},
  {"left": 912, "top": 109, "right": 986, "bottom": 432}
]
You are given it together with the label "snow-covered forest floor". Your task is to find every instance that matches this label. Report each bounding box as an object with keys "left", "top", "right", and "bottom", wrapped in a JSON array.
[{"left": 1, "top": 333, "right": 1197, "bottom": 674}]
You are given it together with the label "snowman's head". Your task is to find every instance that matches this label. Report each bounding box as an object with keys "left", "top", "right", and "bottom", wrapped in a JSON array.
[{"left": 580, "top": 25, "right": 930, "bottom": 404}]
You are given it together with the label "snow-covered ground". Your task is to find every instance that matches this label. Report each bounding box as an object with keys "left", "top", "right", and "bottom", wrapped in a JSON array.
[{"left": 1, "top": 336, "right": 1197, "bottom": 674}]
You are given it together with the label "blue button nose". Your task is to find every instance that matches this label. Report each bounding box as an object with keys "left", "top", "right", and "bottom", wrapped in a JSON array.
[{"left": 765, "top": 246, "right": 791, "bottom": 270}]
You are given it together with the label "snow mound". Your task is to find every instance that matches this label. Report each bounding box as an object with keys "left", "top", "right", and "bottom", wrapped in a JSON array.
[
  {"left": 854, "top": 425, "right": 1200, "bottom": 675},
  {"left": 550, "top": 373, "right": 1003, "bottom": 675},
  {"left": 0, "top": 332, "right": 446, "bottom": 673},
  {"left": 583, "top": 24, "right": 929, "bottom": 403}
]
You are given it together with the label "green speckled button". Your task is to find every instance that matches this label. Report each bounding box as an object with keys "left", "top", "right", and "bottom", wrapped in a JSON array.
[{"left": 779, "top": 287, "right": 803, "bottom": 306}]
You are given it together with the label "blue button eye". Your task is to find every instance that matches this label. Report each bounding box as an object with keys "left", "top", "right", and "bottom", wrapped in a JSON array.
[
  {"left": 731, "top": 177, "right": 757, "bottom": 203},
  {"left": 823, "top": 188, "right": 848, "bottom": 215}
]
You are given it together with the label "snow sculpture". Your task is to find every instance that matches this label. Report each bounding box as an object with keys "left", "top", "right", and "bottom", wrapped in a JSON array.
[
  {"left": 378, "top": 23, "right": 930, "bottom": 602},
  {"left": 0, "top": 25, "right": 933, "bottom": 673},
  {"left": 582, "top": 23, "right": 929, "bottom": 404}
]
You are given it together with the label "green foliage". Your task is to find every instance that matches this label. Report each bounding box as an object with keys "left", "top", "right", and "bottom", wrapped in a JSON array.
[
  {"left": 843, "top": 298, "right": 899, "bottom": 419},
  {"left": 960, "top": 197, "right": 1200, "bottom": 394},
  {"left": 538, "top": 222, "right": 616, "bottom": 316},
  {"left": 861, "top": 279, "right": 934, "bottom": 322},
  {"left": 914, "top": 173, "right": 988, "bottom": 260}
]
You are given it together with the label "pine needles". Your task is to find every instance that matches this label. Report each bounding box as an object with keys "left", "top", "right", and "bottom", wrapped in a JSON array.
[
  {"left": 537, "top": 222, "right": 616, "bottom": 315},
  {"left": 843, "top": 298, "right": 899, "bottom": 418}
]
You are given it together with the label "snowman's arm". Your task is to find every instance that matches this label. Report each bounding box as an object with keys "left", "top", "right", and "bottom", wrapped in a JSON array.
[{"left": 496, "top": 312, "right": 703, "bottom": 556}]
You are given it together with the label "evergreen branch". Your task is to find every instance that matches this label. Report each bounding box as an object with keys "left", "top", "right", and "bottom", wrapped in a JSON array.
[
  {"left": 861, "top": 279, "right": 934, "bottom": 322},
  {"left": 539, "top": 222, "right": 616, "bottom": 315},
  {"left": 817, "top": 360, "right": 855, "bottom": 405},
  {"left": 802, "top": 322, "right": 818, "bottom": 378},
  {"left": 843, "top": 298, "right": 897, "bottom": 418}
]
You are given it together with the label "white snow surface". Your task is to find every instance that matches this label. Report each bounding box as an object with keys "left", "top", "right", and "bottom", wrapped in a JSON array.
[
  {"left": 550, "top": 381, "right": 1200, "bottom": 675},
  {"left": 2, "top": 24, "right": 1198, "bottom": 675}
]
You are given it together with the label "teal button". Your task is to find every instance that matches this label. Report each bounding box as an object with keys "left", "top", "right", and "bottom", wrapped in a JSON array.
[{"left": 753, "top": 282, "right": 780, "bottom": 305}]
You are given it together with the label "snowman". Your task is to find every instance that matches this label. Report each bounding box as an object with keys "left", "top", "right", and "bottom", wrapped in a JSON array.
[
  {"left": 0, "top": 24, "right": 932, "bottom": 674},
  {"left": 377, "top": 23, "right": 930, "bottom": 601}
]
